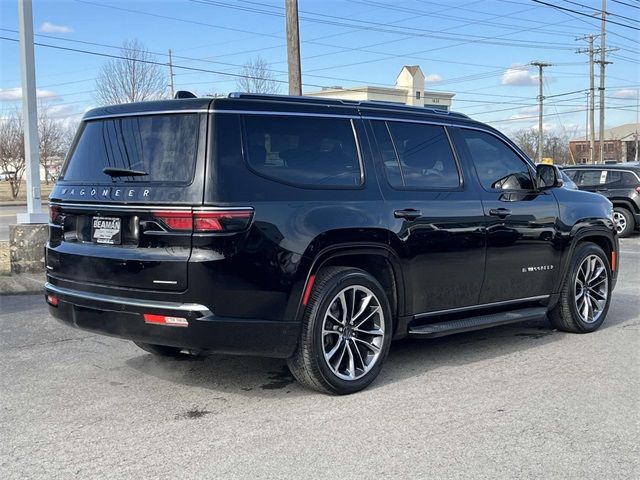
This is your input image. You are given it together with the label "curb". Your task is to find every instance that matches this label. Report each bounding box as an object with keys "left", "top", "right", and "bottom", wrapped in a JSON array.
[{"left": 0, "top": 274, "right": 45, "bottom": 296}]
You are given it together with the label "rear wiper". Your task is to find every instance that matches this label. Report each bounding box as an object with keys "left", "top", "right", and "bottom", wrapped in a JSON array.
[{"left": 103, "top": 167, "right": 148, "bottom": 177}]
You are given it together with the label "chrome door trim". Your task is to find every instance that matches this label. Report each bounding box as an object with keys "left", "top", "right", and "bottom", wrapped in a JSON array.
[{"left": 413, "top": 295, "right": 550, "bottom": 319}]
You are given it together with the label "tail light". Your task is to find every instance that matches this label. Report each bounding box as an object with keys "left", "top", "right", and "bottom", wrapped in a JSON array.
[
  {"left": 152, "top": 209, "right": 254, "bottom": 233},
  {"left": 635, "top": 186, "right": 640, "bottom": 194},
  {"left": 49, "top": 205, "right": 61, "bottom": 224}
]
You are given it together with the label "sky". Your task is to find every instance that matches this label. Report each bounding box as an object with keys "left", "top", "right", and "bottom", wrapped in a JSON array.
[{"left": 0, "top": 0, "right": 639, "bottom": 138}]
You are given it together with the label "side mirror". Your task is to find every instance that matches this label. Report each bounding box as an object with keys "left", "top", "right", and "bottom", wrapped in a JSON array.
[{"left": 535, "top": 164, "right": 563, "bottom": 190}]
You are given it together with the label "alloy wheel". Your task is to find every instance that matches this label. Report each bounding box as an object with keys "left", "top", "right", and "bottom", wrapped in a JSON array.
[
  {"left": 574, "top": 254, "right": 609, "bottom": 324},
  {"left": 322, "top": 285, "right": 385, "bottom": 381},
  {"left": 613, "top": 211, "right": 627, "bottom": 234}
]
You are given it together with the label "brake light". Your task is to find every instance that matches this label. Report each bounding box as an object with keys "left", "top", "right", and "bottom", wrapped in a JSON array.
[
  {"left": 193, "top": 210, "right": 254, "bottom": 232},
  {"left": 152, "top": 209, "right": 254, "bottom": 232},
  {"left": 152, "top": 211, "right": 193, "bottom": 231},
  {"left": 636, "top": 186, "right": 640, "bottom": 194}
]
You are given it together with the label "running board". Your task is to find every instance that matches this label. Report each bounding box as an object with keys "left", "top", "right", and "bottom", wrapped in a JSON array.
[{"left": 407, "top": 307, "right": 548, "bottom": 338}]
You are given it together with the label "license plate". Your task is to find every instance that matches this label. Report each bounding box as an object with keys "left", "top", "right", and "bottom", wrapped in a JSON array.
[{"left": 92, "top": 216, "right": 121, "bottom": 245}]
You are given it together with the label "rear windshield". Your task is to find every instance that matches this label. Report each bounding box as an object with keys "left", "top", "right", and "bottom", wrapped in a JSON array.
[{"left": 61, "top": 113, "right": 200, "bottom": 184}]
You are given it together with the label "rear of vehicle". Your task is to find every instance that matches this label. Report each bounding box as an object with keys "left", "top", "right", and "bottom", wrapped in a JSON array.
[
  {"left": 563, "top": 165, "right": 640, "bottom": 237},
  {"left": 45, "top": 99, "right": 297, "bottom": 358}
]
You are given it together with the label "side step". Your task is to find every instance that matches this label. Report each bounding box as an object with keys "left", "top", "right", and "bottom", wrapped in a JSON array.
[{"left": 407, "top": 307, "right": 548, "bottom": 338}]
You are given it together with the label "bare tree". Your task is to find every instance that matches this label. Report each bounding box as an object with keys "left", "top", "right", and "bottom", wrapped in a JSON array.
[
  {"left": 0, "top": 111, "right": 25, "bottom": 198},
  {"left": 95, "top": 39, "right": 168, "bottom": 105},
  {"left": 236, "top": 56, "right": 281, "bottom": 94},
  {"left": 38, "top": 104, "right": 74, "bottom": 184},
  {"left": 512, "top": 128, "right": 539, "bottom": 160}
]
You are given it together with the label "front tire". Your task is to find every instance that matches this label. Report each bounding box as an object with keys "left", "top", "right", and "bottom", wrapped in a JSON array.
[
  {"left": 613, "top": 207, "right": 634, "bottom": 238},
  {"left": 549, "top": 243, "right": 612, "bottom": 333},
  {"left": 287, "top": 267, "right": 393, "bottom": 395}
]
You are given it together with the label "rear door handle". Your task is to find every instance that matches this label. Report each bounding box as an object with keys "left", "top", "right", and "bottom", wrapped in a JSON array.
[
  {"left": 394, "top": 209, "right": 422, "bottom": 220},
  {"left": 489, "top": 208, "right": 512, "bottom": 218}
]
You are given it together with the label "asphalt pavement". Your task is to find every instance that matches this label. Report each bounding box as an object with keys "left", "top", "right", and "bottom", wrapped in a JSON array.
[{"left": 1, "top": 237, "right": 638, "bottom": 479}]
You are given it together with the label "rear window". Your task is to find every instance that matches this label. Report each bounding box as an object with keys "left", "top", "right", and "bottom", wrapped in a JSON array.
[
  {"left": 242, "top": 115, "right": 362, "bottom": 188},
  {"left": 61, "top": 114, "right": 200, "bottom": 184}
]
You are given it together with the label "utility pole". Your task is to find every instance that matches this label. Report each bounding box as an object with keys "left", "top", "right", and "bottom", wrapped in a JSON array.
[
  {"left": 16, "top": 0, "right": 45, "bottom": 224},
  {"left": 531, "top": 61, "right": 552, "bottom": 164},
  {"left": 285, "top": 0, "right": 302, "bottom": 95},
  {"left": 635, "top": 89, "right": 639, "bottom": 162},
  {"left": 168, "top": 49, "right": 175, "bottom": 98},
  {"left": 598, "top": 0, "right": 607, "bottom": 163},
  {"left": 577, "top": 34, "right": 597, "bottom": 163}
]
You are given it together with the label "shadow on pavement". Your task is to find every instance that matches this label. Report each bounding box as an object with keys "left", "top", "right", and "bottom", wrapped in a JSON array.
[{"left": 124, "top": 291, "right": 637, "bottom": 398}]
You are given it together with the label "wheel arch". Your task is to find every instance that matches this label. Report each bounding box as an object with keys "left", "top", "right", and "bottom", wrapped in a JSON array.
[
  {"left": 294, "top": 243, "right": 405, "bottom": 335},
  {"left": 611, "top": 198, "right": 638, "bottom": 214},
  {"left": 555, "top": 228, "right": 617, "bottom": 295}
]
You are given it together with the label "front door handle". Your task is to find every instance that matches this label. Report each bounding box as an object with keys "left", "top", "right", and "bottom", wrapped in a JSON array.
[
  {"left": 394, "top": 208, "right": 422, "bottom": 220},
  {"left": 489, "top": 208, "right": 512, "bottom": 218}
]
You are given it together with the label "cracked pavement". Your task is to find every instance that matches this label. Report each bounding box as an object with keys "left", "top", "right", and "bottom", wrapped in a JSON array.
[{"left": 1, "top": 236, "right": 638, "bottom": 479}]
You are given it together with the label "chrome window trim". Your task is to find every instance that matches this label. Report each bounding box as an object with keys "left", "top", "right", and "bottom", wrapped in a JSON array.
[
  {"left": 83, "top": 109, "right": 209, "bottom": 121},
  {"left": 413, "top": 295, "right": 550, "bottom": 319},
  {"left": 49, "top": 202, "right": 253, "bottom": 212},
  {"left": 44, "top": 282, "right": 213, "bottom": 315}
]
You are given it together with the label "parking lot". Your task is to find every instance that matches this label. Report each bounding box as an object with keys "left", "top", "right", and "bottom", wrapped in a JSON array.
[{"left": 1, "top": 236, "right": 638, "bottom": 479}]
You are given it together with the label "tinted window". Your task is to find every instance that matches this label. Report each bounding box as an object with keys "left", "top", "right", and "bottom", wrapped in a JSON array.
[
  {"left": 62, "top": 114, "right": 200, "bottom": 183},
  {"left": 243, "top": 115, "right": 361, "bottom": 187},
  {"left": 621, "top": 171, "right": 640, "bottom": 187},
  {"left": 373, "top": 121, "right": 460, "bottom": 189},
  {"left": 459, "top": 129, "right": 533, "bottom": 191},
  {"left": 576, "top": 170, "right": 606, "bottom": 186},
  {"left": 563, "top": 169, "right": 578, "bottom": 180}
]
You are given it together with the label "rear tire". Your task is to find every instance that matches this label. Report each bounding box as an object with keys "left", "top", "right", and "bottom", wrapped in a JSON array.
[
  {"left": 133, "top": 341, "right": 186, "bottom": 357},
  {"left": 613, "top": 207, "right": 634, "bottom": 238},
  {"left": 549, "top": 243, "right": 612, "bottom": 333},
  {"left": 287, "top": 267, "right": 393, "bottom": 395}
]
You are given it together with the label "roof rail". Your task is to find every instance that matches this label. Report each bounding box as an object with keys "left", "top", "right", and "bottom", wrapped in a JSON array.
[{"left": 226, "top": 92, "right": 470, "bottom": 119}]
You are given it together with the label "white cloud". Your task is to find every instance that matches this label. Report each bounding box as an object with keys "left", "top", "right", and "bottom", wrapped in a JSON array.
[
  {"left": 425, "top": 73, "right": 443, "bottom": 83},
  {"left": 0, "top": 87, "right": 59, "bottom": 101},
  {"left": 501, "top": 64, "right": 537, "bottom": 86},
  {"left": 611, "top": 89, "right": 638, "bottom": 99},
  {"left": 39, "top": 21, "right": 73, "bottom": 33},
  {"left": 508, "top": 105, "right": 539, "bottom": 121}
]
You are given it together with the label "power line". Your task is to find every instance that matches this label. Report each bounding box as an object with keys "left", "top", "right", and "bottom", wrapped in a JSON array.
[
  {"left": 531, "top": 0, "right": 640, "bottom": 30},
  {"left": 612, "top": 0, "right": 640, "bottom": 9},
  {"left": 560, "top": 0, "right": 640, "bottom": 24}
]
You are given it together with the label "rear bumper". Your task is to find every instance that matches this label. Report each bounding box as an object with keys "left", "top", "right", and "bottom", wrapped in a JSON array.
[{"left": 44, "top": 283, "right": 299, "bottom": 358}]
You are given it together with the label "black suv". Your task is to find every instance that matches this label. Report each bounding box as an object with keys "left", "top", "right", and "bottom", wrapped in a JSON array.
[
  {"left": 45, "top": 94, "right": 619, "bottom": 394},
  {"left": 562, "top": 163, "right": 640, "bottom": 237}
]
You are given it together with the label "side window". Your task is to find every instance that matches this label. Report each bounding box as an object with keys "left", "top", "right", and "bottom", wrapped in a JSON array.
[
  {"left": 563, "top": 169, "right": 578, "bottom": 180},
  {"left": 603, "top": 170, "right": 622, "bottom": 187},
  {"left": 243, "top": 115, "right": 362, "bottom": 188},
  {"left": 577, "top": 170, "right": 605, "bottom": 186},
  {"left": 459, "top": 129, "right": 534, "bottom": 191},
  {"left": 372, "top": 120, "right": 460, "bottom": 189},
  {"left": 621, "top": 172, "right": 640, "bottom": 187}
]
